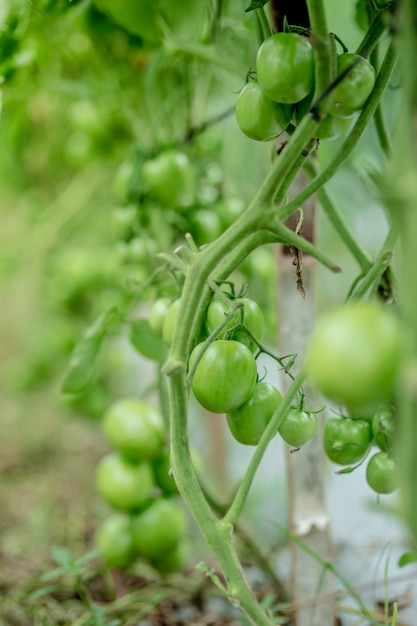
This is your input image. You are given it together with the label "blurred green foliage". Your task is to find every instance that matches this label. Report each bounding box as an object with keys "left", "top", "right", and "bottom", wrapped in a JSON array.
[{"left": 0, "top": 0, "right": 276, "bottom": 418}]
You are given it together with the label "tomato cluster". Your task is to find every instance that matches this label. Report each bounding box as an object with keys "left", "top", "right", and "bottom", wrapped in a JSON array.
[
  {"left": 322, "top": 405, "right": 398, "bottom": 495},
  {"left": 236, "top": 31, "right": 376, "bottom": 143},
  {"left": 158, "top": 292, "right": 318, "bottom": 449},
  {"left": 305, "top": 300, "right": 401, "bottom": 495},
  {"left": 95, "top": 398, "right": 188, "bottom": 572}
]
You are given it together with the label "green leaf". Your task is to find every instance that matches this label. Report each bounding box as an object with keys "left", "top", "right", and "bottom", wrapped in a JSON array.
[
  {"left": 398, "top": 551, "right": 417, "bottom": 567},
  {"left": 129, "top": 319, "right": 167, "bottom": 362},
  {"left": 245, "top": 0, "right": 269, "bottom": 12},
  {"left": 62, "top": 307, "right": 120, "bottom": 394}
]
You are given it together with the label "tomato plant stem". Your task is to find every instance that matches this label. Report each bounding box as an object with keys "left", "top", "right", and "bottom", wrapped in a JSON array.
[
  {"left": 303, "top": 159, "right": 373, "bottom": 273},
  {"left": 306, "top": 0, "right": 332, "bottom": 99},
  {"left": 224, "top": 370, "right": 306, "bottom": 526}
]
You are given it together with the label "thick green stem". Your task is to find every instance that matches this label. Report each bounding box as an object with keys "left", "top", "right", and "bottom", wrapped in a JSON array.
[
  {"left": 303, "top": 159, "right": 373, "bottom": 273},
  {"left": 306, "top": 0, "right": 332, "bottom": 99},
  {"left": 274, "top": 43, "right": 397, "bottom": 223},
  {"left": 356, "top": 10, "right": 388, "bottom": 58},
  {"left": 265, "top": 221, "right": 341, "bottom": 272}
]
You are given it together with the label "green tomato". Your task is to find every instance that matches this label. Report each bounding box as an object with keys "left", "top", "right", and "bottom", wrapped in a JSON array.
[
  {"left": 226, "top": 382, "right": 282, "bottom": 446},
  {"left": 151, "top": 539, "right": 189, "bottom": 574},
  {"left": 142, "top": 151, "right": 195, "bottom": 209},
  {"left": 162, "top": 299, "right": 181, "bottom": 346},
  {"left": 278, "top": 408, "right": 318, "bottom": 448},
  {"left": 329, "top": 53, "right": 376, "bottom": 118},
  {"left": 205, "top": 297, "right": 264, "bottom": 350},
  {"left": 149, "top": 298, "right": 172, "bottom": 337},
  {"left": 130, "top": 497, "right": 187, "bottom": 559},
  {"left": 95, "top": 513, "right": 136, "bottom": 569},
  {"left": 323, "top": 417, "right": 372, "bottom": 465},
  {"left": 315, "top": 114, "right": 353, "bottom": 141},
  {"left": 153, "top": 449, "right": 179, "bottom": 495},
  {"left": 102, "top": 399, "right": 165, "bottom": 461},
  {"left": 256, "top": 32, "right": 314, "bottom": 104},
  {"left": 190, "top": 208, "right": 223, "bottom": 246},
  {"left": 96, "top": 453, "right": 154, "bottom": 511},
  {"left": 190, "top": 340, "right": 257, "bottom": 414},
  {"left": 216, "top": 197, "right": 244, "bottom": 229},
  {"left": 295, "top": 93, "right": 353, "bottom": 141},
  {"left": 371, "top": 405, "right": 395, "bottom": 453},
  {"left": 305, "top": 301, "right": 402, "bottom": 409},
  {"left": 366, "top": 451, "right": 398, "bottom": 494},
  {"left": 236, "top": 81, "right": 292, "bottom": 141}
]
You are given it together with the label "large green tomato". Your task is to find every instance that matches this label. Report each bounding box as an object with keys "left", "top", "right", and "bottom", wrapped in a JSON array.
[
  {"left": 256, "top": 33, "right": 314, "bottom": 104},
  {"left": 305, "top": 301, "right": 402, "bottom": 409},
  {"left": 142, "top": 151, "right": 195, "bottom": 209},
  {"left": 236, "top": 81, "right": 292, "bottom": 142},
  {"left": 102, "top": 399, "right": 165, "bottom": 461},
  {"left": 329, "top": 53, "right": 376, "bottom": 118},
  {"left": 96, "top": 453, "right": 154, "bottom": 511},
  {"left": 190, "top": 340, "right": 257, "bottom": 413},
  {"left": 205, "top": 297, "right": 264, "bottom": 350},
  {"left": 226, "top": 382, "right": 282, "bottom": 445},
  {"left": 366, "top": 451, "right": 398, "bottom": 494},
  {"left": 95, "top": 513, "right": 136, "bottom": 569},
  {"left": 323, "top": 417, "right": 372, "bottom": 465},
  {"left": 130, "top": 498, "right": 187, "bottom": 559},
  {"left": 278, "top": 408, "right": 318, "bottom": 448}
]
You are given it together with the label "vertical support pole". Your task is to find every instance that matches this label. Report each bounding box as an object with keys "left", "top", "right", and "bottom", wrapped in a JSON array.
[{"left": 278, "top": 181, "right": 334, "bottom": 624}]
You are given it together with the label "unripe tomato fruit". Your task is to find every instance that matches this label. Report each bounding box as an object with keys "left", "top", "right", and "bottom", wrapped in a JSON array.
[
  {"left": 371, "top": 406, "right": 395, "bottom": 453},
  {"left": 256, "top": 33, "right": 314, "bottom": 104},
  {"left": 226, "top": 382, "right": 282, "bottom": 445},
  {"left": 278, "top": 408, "right": 318, "bottom": 448},
  {"left": 190, "top": 208, "right": 223, "bottom": 246},
  {"left": 305, "top": 301, "right": 402, "bottom": 409},
  {"left": 95, "top": 513, "right": 136, "bottom": 568},
  {"left": 295, "top": 94, "right": 353, "bottom": 141},
  {"left": 329, "top": 53, "right": 376, "bottom": 118},
  {"left": 130, "top": 498, "right": 187, "bottom": 559},
  {"left": 149, "top": 298, "right": 172, "bottom": 337},
  {"left": 162, "top": 299, "right": 181, "bottom": 346},
  {"left": 323, "top": 417, "right": 372, "bottom": 465},
  {"left": 153, "top": 449, "right": 179, "bottom": 495},
  {"left": 236, "top": 81, "right": 292, "bottom": 141},
  {"left": 205, "top": 297, "right": 264, "bottom": 350},
  {"left": 366, "top": 451, "right": 398, "bottom": 494},
  {"left": 151, "top": 539, "right": 189, "bottom": 574},
  {"left": 102, "top": 399, "right": 165, "bottom": 461},
  {"left": 142, "top": 151, "right": 195, "bottom": 209},
  {"left": 96, "top": 453, "right": 154, "bottom": 511},
  {"left": 190, "top": 340, "right": 257, "bottom": 413}
]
